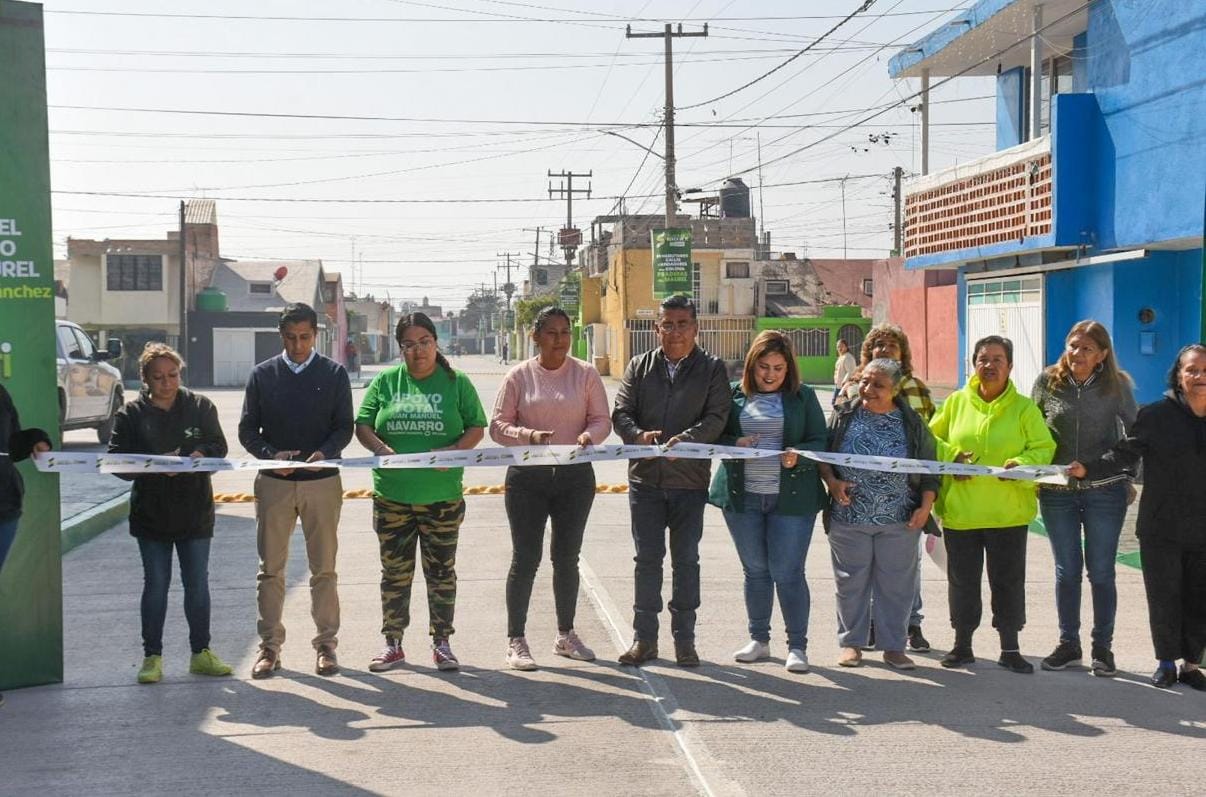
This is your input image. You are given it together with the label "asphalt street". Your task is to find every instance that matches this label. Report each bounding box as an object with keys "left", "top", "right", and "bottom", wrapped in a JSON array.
[{"left": 8, "top": 356, "right": 1198, "bottom": 795}]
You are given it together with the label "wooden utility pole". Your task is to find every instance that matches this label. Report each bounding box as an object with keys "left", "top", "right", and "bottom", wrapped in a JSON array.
[
  {"left": 893, "top": 166, "right": 904, "bottom": 256},
  {"left": 177, "top": 200, "right": 188, "bottom": 366},
  {"left": 548, "top": 170, "right": 592, "bottom": 274},
  {"left": 626, "top": 22, "right": 708, "bottom": 229}
]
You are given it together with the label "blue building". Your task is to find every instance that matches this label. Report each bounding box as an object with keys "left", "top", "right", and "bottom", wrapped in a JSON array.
[{"left": 889, "top": 0, "right": 1205, "bottom": 402}]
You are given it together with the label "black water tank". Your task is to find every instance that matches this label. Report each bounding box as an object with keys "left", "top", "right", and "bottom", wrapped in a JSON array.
[{"left": 719, "top": 177, "right": 751, "bottom": 218}]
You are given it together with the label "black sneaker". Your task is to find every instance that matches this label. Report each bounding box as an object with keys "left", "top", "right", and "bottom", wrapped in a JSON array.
[
  {"left": 907, "top": 625, "right": 931, "bottom": 653},
  {"left": 1180, "top": 667, "right": 1206, "bottom": 691},
  {"left": 998, "top": 651, "right": 1035, "bottom": 674},
  {"left": 940, "top": 647, "right": 975, "bottom": 668},
  {"left": 1040, "top": 641, "right": 1083, "bottom": 671},
  {"left": 1090, "top": 646, "right": 1116, "bottom": 678}
]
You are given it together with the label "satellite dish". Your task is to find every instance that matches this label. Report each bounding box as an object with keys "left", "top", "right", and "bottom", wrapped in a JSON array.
[{"left": 273, "top": 265, "right": 289, "bottom": 282}]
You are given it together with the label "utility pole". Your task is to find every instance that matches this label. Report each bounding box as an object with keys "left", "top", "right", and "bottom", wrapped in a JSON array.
[
  {"left": 892, "top": 166, "right": 904, "bottom": 256},
  {"left": 547, "top": 170, "right": 592, "bottom": 281},
  {"left": 626, "top": 22, "right": 708, "bottom": 229},
  {"left": 840, "top": 175, "right": 849, "bottom": 259},
  {"left": 177, "top": 200, "right": 188, "bottom": 366}
]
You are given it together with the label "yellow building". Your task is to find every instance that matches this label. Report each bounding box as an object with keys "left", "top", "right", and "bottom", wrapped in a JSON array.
[{"left": 579, "top": 214, "right": 759, "bottom": 376}]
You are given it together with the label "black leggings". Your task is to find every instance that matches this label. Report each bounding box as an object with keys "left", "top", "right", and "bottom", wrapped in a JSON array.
[{"left": 504, "top": 463, "right": 596, "bottom": 638}]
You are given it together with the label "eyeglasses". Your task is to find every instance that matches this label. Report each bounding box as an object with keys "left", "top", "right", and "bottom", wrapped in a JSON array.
[
  {"left": 658, "top": 321, "right": 695, "bottom": 334},
  {"left": 401, "top": 338, "right": 437, "bottom": 352},
  {"left": 1182, "top": 368, "right": 1206, "bottom": 379}
]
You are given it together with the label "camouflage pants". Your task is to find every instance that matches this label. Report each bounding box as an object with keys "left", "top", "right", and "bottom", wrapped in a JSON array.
[{"left": 373, "top": 495, "right": 465, "bottom": 640}]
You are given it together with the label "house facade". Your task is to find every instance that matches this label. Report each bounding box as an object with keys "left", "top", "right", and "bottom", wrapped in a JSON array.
[
  {"left": 65, "top": 199, "right": 223, "bottom": 381},
  {"left": 889, "top": 0, "right": 1205, "bottom": 401},
  {"left": 579, "top": 214, "right": 760, "bottom": 375}
]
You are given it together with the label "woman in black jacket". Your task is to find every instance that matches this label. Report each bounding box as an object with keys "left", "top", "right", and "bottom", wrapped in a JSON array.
[
  {"left": 1, "top": 383, "right": 52, "bottom": 708},
  {"left": 108, "top": 343, "right": 232, "bottom": 685},
  {"left": 1070, "top": 343, "right": 1206, "bottom": 691}
]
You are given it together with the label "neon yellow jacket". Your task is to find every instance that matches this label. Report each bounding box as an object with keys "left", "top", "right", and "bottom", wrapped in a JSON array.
[{"left": 929, "top": 376, "right": 1056, "bottom": 530}]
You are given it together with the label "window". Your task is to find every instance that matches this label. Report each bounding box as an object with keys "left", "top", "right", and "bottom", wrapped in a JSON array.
[
  {"left": 57, "top": 325, "right": 83, "bottom": 359},
  {"left": 765, "top": 279, "right": 789, "bottom": 296},
  {"left": 106, "top": 254, "right": 163, "bottom": 291},
  {"left": 248, "top": 282, "right": 273, "bottom": 295},
  {"left": 691, "top": 262, "right": 701, "bottom": 304},
  {"left": 725, "top": 261, "right": 750, "bottom": 279},
  {"left": 780, "top": 327, "right": 829, "bottom": 357},
  {"left": 71, "top": 328, "right": 96, "bottom": 360},
  {"left": 862, "top": 278, "right": 873, "bottom": 296}
]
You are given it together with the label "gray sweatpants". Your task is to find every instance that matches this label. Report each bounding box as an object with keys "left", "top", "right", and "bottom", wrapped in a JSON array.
[{"left": 829, "top": 520, "right": 921, "bottom": 652}]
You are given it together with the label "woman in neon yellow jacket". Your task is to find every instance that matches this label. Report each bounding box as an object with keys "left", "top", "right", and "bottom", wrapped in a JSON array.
[{"left": 929, "top": 335, "right": 1056, "bottom": 675}]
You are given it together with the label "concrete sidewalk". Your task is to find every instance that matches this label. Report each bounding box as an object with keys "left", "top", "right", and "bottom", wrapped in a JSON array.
[{"left": 3, "top": 486, "right": 1204, "bottom": 795}]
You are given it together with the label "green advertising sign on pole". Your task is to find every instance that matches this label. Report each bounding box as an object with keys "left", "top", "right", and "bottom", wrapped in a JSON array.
[
  {"left": 1, "top": 1, "right": 64, "bottom": 689},
  {"left": 558, "top": 273, "right": 580, "bottom": 316},
  {"left": 651, "top": 228, "right": 693, "bottom": 300}
]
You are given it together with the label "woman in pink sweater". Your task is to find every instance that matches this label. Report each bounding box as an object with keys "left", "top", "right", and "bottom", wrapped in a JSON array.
[{"left": 490, "top": 306, "right": 612, "bottom": 671}]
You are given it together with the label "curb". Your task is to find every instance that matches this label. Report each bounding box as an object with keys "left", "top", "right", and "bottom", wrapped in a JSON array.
[
  {"left": 61, "top": 492, "right": 129, "bottom": 555},
  {"left": 1027, "top": 516, "right": 1141, "bottom": 570}
]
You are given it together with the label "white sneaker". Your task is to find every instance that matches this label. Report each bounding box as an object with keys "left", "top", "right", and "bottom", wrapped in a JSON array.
[
  {"left": 786, "top": 648, "right": 810, "bottom": 673},
  {"left": 733, "top": 639, "right": 771, "bottom": 663},
  {"left": 553, "top": 630, "right": 596, "bottom": 661},
  {"left": 506, "top": 637, "right": 538, "bottom": 671}
]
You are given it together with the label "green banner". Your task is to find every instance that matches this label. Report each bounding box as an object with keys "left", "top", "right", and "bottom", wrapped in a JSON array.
[
  {"left": 1, "top": 1, "right": 63, "bottom": 689},
  {"left": 651, "top": 228, "right": 693, "bottom": 300}
]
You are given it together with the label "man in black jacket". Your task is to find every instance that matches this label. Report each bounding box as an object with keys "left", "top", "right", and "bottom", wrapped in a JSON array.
[
  {"left": 612, "top": 295, "right": 731, "bottom": 666},
  {"left": 239, "top": 303, "right": 354, "bottom": 679}
]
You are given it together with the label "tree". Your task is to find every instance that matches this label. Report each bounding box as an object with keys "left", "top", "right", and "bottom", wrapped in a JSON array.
[{"left": 514, "top": 294, "right": 557, "bottom": 330}]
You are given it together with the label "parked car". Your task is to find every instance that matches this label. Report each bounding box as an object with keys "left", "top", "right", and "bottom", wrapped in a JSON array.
[{"left": 55, "top": 320, "right": 123, "bottom": 443}]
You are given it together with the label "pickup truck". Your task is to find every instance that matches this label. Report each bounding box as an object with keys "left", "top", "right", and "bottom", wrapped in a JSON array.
[{"left": 56, "top": 320, "right": 124, "bottom": 443}]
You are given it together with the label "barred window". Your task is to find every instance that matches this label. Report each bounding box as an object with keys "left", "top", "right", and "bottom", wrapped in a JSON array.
[
  {"left": 106, "top": 254, "right": 163, "bottom": 292},
  {"left": 779, "top": 327, "right": 830, "bottom": 357},
  {"left": 725, "top": 261, "right": 750, "bottom": 279}
]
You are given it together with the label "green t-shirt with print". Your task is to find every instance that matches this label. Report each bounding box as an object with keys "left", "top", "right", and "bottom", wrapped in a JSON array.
[{"left": 356, "top": 364, "right": 487, "bottom": 505}]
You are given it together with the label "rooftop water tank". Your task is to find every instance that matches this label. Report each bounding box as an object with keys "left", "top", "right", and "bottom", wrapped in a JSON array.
[
  {"left": 719, "top": 177, "right": 751, "bottom": 219},
  {"left": 196, "top": 287, "right": 228, "bottom": 312}
]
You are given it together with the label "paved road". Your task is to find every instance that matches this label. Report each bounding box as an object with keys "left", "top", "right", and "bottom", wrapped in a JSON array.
[{"left": 16, "top": 356, "right": 1196, "bottom": 795}]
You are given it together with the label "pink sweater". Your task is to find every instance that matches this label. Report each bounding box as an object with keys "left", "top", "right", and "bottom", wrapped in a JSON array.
[{"left": 490, "top": 356, "right": 612, "bottom": 446}]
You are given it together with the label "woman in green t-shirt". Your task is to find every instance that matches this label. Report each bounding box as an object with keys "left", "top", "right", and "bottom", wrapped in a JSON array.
[{"left": 355, "top": 312, "right": 487, "bottom": 672}]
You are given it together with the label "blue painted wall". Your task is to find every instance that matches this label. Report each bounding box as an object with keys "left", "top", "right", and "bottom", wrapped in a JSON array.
[
  {"left": 1087, "top": 0, "right": 1206, "bottom": 251},
  {"left": 1043, "top": 250, "right": 1204, "bottom": 404},
  {"left": 1050, "top": 93, "right": 1098, "bottom": 248},
  {"left": 996, "top": 67, "right": 1026, "bottom": 150}
]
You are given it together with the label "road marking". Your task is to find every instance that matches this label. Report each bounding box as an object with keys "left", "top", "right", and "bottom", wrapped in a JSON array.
[{"left": 578, "top": 557, "right": 745, "bottom": 797}]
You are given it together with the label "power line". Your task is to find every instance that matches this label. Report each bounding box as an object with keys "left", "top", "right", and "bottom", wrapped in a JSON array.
[
  {"left": 726, "top": 0, "right": 1095, "bottom": 179},
  {"left": 678, "top": 0, "right": 876, "bottom": 112}
]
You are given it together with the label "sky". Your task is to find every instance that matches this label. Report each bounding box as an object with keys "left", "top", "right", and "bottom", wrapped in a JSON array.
[{"left": 41, "top": 0, "right": 997, "bottom": 311}]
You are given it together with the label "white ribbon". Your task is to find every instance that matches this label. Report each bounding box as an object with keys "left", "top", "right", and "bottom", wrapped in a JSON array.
[{"left": 33, "top": 443, "right": 1068, "bottom": 483}]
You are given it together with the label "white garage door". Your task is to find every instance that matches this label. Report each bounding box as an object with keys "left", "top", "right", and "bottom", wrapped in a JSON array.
[
  {"left": 965, "top": 276, "right": 1044, "bottom": 397},
  {"left": 213, "top": 328, "right": 255, "bottom": 387}
]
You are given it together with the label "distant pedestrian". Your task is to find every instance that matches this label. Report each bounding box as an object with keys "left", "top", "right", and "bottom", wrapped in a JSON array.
[
  {"left": 1032, "top": 321, "right": 1137, "bottom": 677},
  {"left": 1068, "top": 343, "right": 1206, "bottom": 691},
  {"left": 240, "top": 303, "right": 354, "bottom": 680},
  {"left": 832, "top": 338, "right": 856, "bottom": 405},
  {"left": 490, "top": 306, "right": 611, "bottom": 670},
  {"left": 837, "top": 323, "right": 935, "bottom": 652},
  {"left": 821, "top": 358, "right": 939, "bottom": 670},
  {"left": 709, "top": 330, "right": 827, "bottom": 673},
  {"left": 108, "top": 343, "right": 232, "bottom": 685},
  {"left": 345, "top": 338, "right": 360, "bottom": 378},
  {"left": 0, "top": 383, "right": 51, "bottom": 709},
  {"left": 500, "top": 340, "right": 510, "bottom": 365},
  {"left": 356, "top": 312, "right": 486, "bottom": 673},
  {"left": 612, "top": 294, "right": 730, "bottom": 667},
  {"left": 929, "top": 335, "right": 1056, "bottom": 674}
]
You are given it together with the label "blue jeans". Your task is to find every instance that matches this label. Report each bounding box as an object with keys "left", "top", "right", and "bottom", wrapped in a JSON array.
[
  {"left": 1039, "top": 482, "right": 1128, "bottom": 648},
  {"left": 0, "top": 515, "right": 19, "bottom": 573},
  {"left": 138, "top": 536, "right": 213, "bottom": 657},
  {"left": 723, "top": 494, "right": 815, "bottom": 650},
  {"left": 629, "top": 485, "right": 707, "bottom": 642}
]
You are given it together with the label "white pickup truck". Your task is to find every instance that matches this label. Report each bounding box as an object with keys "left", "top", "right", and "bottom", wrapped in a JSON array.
[{"left": 55, "top": 320, "right": 124, "bottom": 443}]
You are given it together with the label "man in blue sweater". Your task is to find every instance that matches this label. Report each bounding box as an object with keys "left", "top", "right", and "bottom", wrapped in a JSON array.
[{"left": 239, "top": 303, "right": 354, "bottom": 679}]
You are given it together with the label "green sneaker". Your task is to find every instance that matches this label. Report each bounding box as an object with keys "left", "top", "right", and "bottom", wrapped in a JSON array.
[
  {"left": 189, "top": 648, "right": 233, "bottom": 677},
  {"left": 137, "top": 655, "right": 163, "bottom": 684}
]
